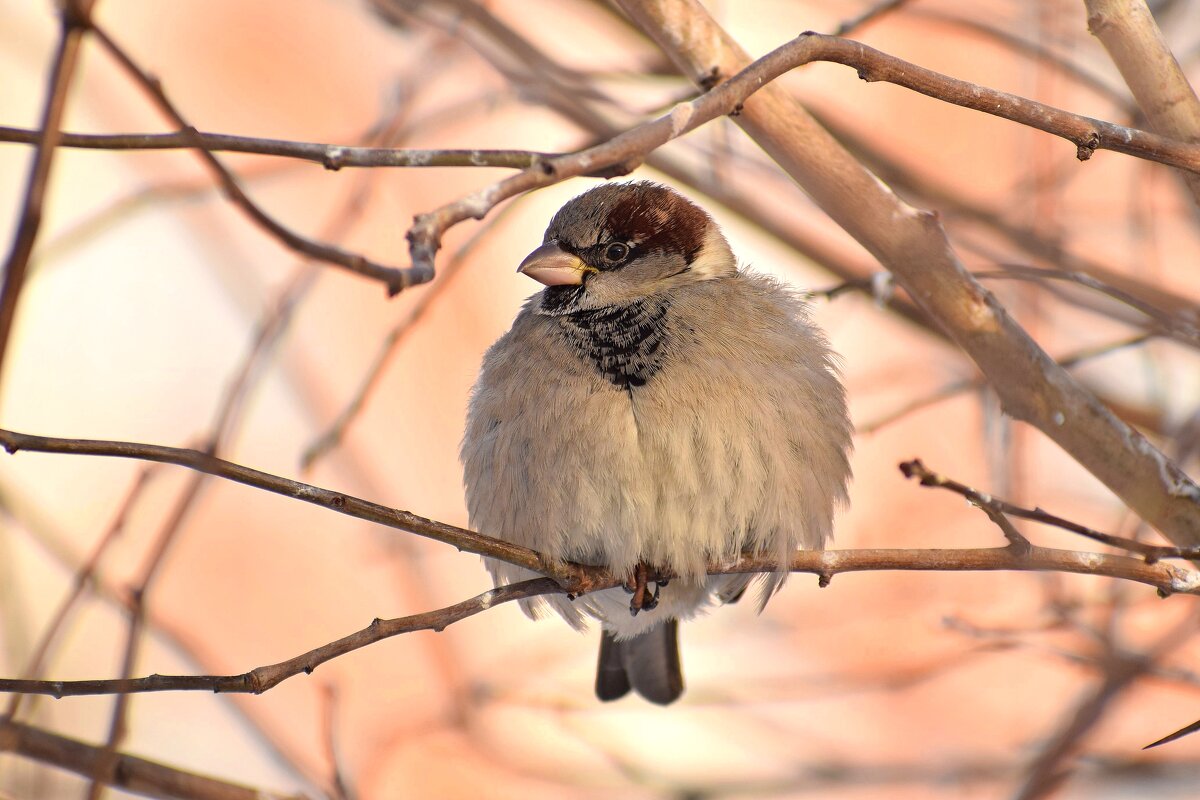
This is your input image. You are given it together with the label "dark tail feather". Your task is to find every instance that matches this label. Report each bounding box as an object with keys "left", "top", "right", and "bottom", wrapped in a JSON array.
[
  {"left": 596, "top": 631, "right": 632, "bottom": 701},
  {"left": 595, "top": 620, "right": 684, "bottom": 705}
]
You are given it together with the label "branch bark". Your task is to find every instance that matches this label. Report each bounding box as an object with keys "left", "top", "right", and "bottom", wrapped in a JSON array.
[
  {"left": 0, "top": 125, "right": 555, "bottom": 170},
  {"left": 612, "top": 1, "right": 1200, "bottom": 549},
  {"left": 0, "top": 718, "right": 307, "bottom": 800},
  {"left": 1, "top": 426, "right": 1198, "bottom": 637},
  {"left": 0, "top": 3, "right": 93, "bottom": 396},
  {"left": 1, "top": 544, "right": 1197, "bottom": 700},
  {"left": 85, "top": 23, "right": 412, "bottom": 293},
  {"left": 1085, "top": 0, "right": 1200, "bottom": 206},
  {"left": 0, "top": 427, "right": 593, "bottom": 588}
]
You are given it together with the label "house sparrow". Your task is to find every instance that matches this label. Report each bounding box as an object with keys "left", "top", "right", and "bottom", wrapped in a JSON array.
[{"left": 461, "top": 181, "right": 852, "bottom": 704}]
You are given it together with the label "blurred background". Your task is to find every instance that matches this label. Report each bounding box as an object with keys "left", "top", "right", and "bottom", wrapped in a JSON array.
[{"left": 2, "top": 0, "right": 1200, "bottom": 797}]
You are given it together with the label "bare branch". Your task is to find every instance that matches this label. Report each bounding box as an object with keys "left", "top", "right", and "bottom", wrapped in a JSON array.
[
  {"left": 910, "top": 10, "right": 1131, "bottom": 110},
  {"left": 833, "top": 0, "right": 913, "bottom": 37},
  {"left": 614, "top": 2, "right": 1200, "bottom": 554},
  {"left": 900, "top": 459, "right": 1200, "bottom": 563},
  {"left": 0, "top": 545, "right": 1196, "bottom": 700},
  {"left": 1085, "top": 0, "right": 1200, "bottom": 206},
  {"left": 1, "top": 426, "right": 1198, "bottom": 624},
  {"left": 301, "top": 202, "right": 521, "bottom": 470},
  {"left": 0, "top": 427, "right": 587, "bottom": 587},
  {"left": 0, "top": 718, "right": 308, "bottom": 800},
  {"left": 405, "top": 31, "right": 1200, "bottom": 285},
  {"left": 860, "top": 333, "right": 1155, "bottom": 435},
  {"left": 2, "top": 465, "right": 158, "bottom": 720},
  {"left": 0, "top": 579, "right": 561, "bottom": 698},
  {"left": 1013, "top": 609, "right": 1200, "bottom": 799},
  {"left": 0, "top": 3, "right": 93, "bottom": 395},
  {"left": 976, "top": 265, "right": 1200, "bottom": 349},
  {"left": 0, "top": 124, "right": 556, "bottom": 170},
  {"left": 84, "top": 22, "right": 413, "bottom": 293}
]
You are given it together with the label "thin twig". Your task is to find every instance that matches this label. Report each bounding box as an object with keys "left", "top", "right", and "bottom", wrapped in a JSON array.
[
  {"left": 84, "top": 22, "right": 412, "bottom": 293},
  {"left": 2, "top": 465, "right": 158, "bottom": 721},
  {"left": 1145, "top": 717, "right": 1200, "bottom": 749},
  {"left": 406, "top": 31, "right": 1200, "bottom": 284},
  {"left": 900, "top": 459, "right": 1200, "bottom": 563},
  {"left": 83, "top": 108, "right": 417, "bottom": 795},
  {"left": 806, "top": 102, "right": 1199, "bottom": 332},
  {"left": 0, "top": 579, "right": 562, "bottom": 698},
  {"left": 318, "top": 685, "right": 350, "bottom": 800},
  {"left": 910, "top": 9, "right": 1131, "bottom": 110},
  {"left": 0, "top": 2, "right": 93, "bottom": 394},
  {"left": 976, "top": 265, "right": 1200, "bottom": 348},
  {"left": 0, "top": 124, "right": 557, "bottom": 170},
  {"left": 833, "top": 0, "right": 912, "bottom": 36},
  {"left": 1013, "top": 608, "right": 1200, "bottom": 799},
  {"left": 300, "top": 201, "right": 521, "bottom": 470},
  {"left": 87, "top": 473, "right": 204, "bottom": 800},
  {"left": 1, "top": 541, "right": 1198, "bottom": 701},
  {"left": 0, "top": 427, "right": 586, "bottom": 586},
  {"left": 860, "top": 333, "right": 1154, "bottom": 435}
]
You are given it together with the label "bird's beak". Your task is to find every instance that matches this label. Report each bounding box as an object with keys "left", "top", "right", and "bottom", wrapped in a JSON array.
[{"left": 518, "top": 242, "right": 587, "bottom": 286}]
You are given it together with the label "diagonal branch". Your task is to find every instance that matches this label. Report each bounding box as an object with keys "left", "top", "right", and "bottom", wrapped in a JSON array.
[
  {"left": 613, "top": 2, "right": 1200, "bottom": 555},
  {"left": 0, "top": 717, "right": 308, "bottom": 800},
  {"left": 0, "top": 2, "right": 94, "bottom": 395},
  {"left": 300, "top": 201, "right": 522, "bottom": 470},
  {"left": 84, "top": 22, "right": 412, "bottom": 293},
  {"left": 900, "top": 459, "right": 1200, "bottom": 563},
  {"left": 1012, "top": 608, "right": 1200, "bottom": 798},
  {"left": 404, "top": 31, "right": 1200, "bottom": 286},
  {"left": 0, "top": 427, "right": 591, "bottom": 588},
  {"left": 0, "top": 579, "right": 562, "bottom": 698},
  {"left": 1085, "top": 0, "right": 1200, "bottom": 207}
]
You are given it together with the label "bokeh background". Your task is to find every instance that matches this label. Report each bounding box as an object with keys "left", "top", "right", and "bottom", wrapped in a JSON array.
[{"left": 2, "top": 0, "right": 1200, "bottom": 797}]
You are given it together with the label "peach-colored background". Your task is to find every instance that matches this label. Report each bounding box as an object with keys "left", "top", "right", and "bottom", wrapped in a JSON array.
[{"left": 2, "top": 0, "right": 1199, "bottom": 797}]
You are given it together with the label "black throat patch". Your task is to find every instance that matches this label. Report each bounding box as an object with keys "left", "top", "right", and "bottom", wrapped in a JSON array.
[{"left": 559, "top": 298, "right": 670, "bottom": 390}]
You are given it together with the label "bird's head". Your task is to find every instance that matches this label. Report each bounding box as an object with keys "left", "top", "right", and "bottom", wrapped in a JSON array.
[{"left": 519, "top": 182, "right": 736, "bottom": 314}]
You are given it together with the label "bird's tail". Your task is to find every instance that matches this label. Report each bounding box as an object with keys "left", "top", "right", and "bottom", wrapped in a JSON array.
[{"left": 595, "top": 619, "right": 684, "bottom": 704}]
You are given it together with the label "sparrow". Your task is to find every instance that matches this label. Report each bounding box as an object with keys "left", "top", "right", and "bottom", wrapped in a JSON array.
[{"left": 461, "top": 181, "right": 852, "bottom": 704}]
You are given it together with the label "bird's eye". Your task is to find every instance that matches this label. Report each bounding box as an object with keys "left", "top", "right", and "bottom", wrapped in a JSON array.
[{"left": 603, "top": 242, "right": 629, "bottom": 263}]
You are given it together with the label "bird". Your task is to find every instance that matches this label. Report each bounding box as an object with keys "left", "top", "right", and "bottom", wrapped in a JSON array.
[{"left": 461, "top": 181, "right": 852, "bottom": 704}]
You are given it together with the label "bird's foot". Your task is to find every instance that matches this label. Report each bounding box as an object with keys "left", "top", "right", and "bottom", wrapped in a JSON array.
[{"left": 626, "top": 562, "right": 662, "bottom": 616}]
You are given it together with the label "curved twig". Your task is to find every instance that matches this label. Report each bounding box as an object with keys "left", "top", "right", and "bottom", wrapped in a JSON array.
[{"left": 405, "top": 31, "right": 1200, "bottom": 285}]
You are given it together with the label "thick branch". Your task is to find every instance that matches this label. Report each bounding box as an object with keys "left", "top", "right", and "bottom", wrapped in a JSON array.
[
  {"left": 614, "top": 3, "right": 1200, "bottom": 550},
  {"left": 405, "top": 31, "right": 1200, "bottom": 285},
  {"left": 1085, "top": 0, "right": 1200, "bottom": 206}
]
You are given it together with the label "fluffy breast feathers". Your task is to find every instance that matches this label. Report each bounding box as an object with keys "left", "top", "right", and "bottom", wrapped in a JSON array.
[{"left": 461, "top": 271, "right": 852, "bottom": 631}]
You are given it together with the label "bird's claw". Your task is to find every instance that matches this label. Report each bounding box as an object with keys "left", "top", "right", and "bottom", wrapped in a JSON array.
[{"left": 627, "top": 562, "right": 663, "bottom": 616}]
